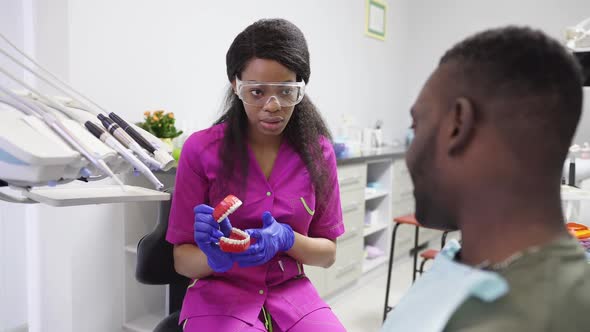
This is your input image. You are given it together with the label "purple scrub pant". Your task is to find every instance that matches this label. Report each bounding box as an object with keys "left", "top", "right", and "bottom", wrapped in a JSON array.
[{"left": 183, "top": 307, "right": 346, "bottom": 332}]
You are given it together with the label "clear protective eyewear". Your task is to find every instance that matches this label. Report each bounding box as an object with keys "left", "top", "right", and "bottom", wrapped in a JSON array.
[{"left": 235, "top": 77, "right": 306, "bottom": 107}]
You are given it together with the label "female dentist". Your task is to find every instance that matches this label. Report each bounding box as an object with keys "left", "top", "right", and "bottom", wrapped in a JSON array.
[{"left": 166, "top": 18, "right": 347, "bottom": 332}]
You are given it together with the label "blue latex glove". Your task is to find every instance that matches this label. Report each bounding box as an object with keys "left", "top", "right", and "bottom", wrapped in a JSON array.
[
  {"left": 233, "top": 211, "right": 295, "bottom": 267},
  {"left": 193, "top": 204, "right": 234, "bottom": 272}
]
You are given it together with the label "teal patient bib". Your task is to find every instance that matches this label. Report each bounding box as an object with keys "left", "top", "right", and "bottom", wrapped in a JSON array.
[{"left": 381, "top": 240, "right": 509, "bottom": 332}]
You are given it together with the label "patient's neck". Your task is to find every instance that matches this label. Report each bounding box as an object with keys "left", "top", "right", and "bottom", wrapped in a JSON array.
[{"left": 456, "top": 191, "right": 566, "bottom": 267}]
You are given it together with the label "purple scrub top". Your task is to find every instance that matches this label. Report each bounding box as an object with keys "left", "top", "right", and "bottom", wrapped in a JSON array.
[{"left": 166, "top": 123, "right": 345, "bottom": 330}]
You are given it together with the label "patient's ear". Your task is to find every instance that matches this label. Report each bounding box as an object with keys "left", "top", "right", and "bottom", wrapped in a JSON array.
[{"left": 447, "top": 97, "right": 475, "bottom": 155}]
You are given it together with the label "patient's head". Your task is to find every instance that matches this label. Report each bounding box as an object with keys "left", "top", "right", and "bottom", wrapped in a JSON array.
[{"left": 406, "top": 26, "right": 584, "bottom": 230}]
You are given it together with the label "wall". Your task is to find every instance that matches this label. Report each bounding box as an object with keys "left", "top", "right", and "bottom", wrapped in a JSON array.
[
  {"left": 3, "top": 1, "right": 126, "bottom": 331},
  {"left": 0, "top": 1, "right": 31, "bottom": 330},
  {"left": 66, "top": 0, "right": 411, "bottom": 144},
  {"left": 403, "top": 0, "right": 590, "bottom": 142}
]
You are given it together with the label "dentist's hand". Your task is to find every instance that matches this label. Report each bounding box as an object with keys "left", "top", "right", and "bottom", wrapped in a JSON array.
[
  {"left": 193, "top": 204, "right": 234, "bottom": 272},
  {"left": 233, "top": 211, "right": 295, "bottom": 267}
]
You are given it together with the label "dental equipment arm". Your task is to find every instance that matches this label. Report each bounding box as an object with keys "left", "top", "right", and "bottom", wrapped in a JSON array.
[
  {"left": 0, "top": 33, "right": 174, "bottom": 169},
  {"left": 25, "top": 97, "right": 164, "bottom": 189},
  {"left": 108, "top": 113, "right": 175, "bottom": 170},
  {"left": 85, "top": 122, "right": 164, "bottom": 190},
  {"left": 0, "top": 66, "right": 124, "bottom": 189},
  {"left": 567, "top": 17, "right": 590, "bottom": 86},
  {"left": 96, "top": 114, "right": 162, "bottom": 171},
  {"left": 566, "top": 17, "right": 590, "bottom": 52}
]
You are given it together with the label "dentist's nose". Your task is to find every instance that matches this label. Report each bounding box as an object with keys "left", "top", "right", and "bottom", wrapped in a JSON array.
[{"left": 263, "top": 96, "right": 281, "bottom": 113}]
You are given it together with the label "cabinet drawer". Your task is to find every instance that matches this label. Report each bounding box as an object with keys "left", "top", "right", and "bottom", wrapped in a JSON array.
[
  {"left": 340, "top": 189, "right": 365, "bottom": 233},
  {"left": 392, "top": 160, "right": 412, "bottom": 193},
  {"left": 326, "top": 236, "right": 363, "bottom": 295},
  {"left": 337, "top": 164, "right": 367, "bottom": 192},
  {"left": 393, "top": 159, "right": 409, "bottom": 177},
  {"left": 337, "top": 211, "right": 363, "bottom": 245},
  {"left": 392, "top": 188, "right": 414, "bottom": 203},
  {"left": 392, "top": 197, "right": 414, "bottom": 218},
  {"left": 303, "top": 265, "right": 326, "bottom": 297},
  {"left": 340, "top": 189, "right": 365, "bottom": 217}
]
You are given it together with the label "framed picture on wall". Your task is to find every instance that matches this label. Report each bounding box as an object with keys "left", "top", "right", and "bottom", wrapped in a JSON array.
[{"left": 366, "top": 0, "right": 387, "bottom": 40}]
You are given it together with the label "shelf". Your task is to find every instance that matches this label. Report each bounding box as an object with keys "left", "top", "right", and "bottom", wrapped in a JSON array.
[
  {"left": 363, "top": 222, "right": 389, "bottom": 237},
  {"left": 123, "top": 313, "right": 165, "bottom": 332},
  {"left": 125, "top": 244, "right": 138, "bottom": 254},
  {"left": 362, "top": 255, "right": 388, "bottom": 274},
  {"left": 24, "top": 184, "right": 170, "bottom": 207},
  {"left": 365, "top": 189, "right": 389, "bottom": 201}
]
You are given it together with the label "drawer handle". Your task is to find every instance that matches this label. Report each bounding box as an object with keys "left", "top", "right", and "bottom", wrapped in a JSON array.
[
  {"left": 339, "top": 227, "right": 359, "bottom": 241},
  {"left": 339, "top": 176, "right": 361, "bottom": 186},
  {"left": 342, "top": 202, "right": 359, "bottom": 213},
  {"left": 336, "top": 262, "right": 359, "bottom": 277}
]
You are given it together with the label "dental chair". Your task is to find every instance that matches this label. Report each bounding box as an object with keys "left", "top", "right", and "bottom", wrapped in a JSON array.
[{"left": 135, "top": 190, "right": 189, "bottom": 332}]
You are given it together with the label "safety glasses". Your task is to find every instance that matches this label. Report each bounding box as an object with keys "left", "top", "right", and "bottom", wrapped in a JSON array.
[{"left": 235, "top": 77, "right": 306, "bottom": 107}]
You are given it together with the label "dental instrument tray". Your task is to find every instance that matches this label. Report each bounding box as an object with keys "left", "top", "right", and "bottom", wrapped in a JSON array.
[{"left": 23, "top": 184, "right": 170, "bottom": 207}]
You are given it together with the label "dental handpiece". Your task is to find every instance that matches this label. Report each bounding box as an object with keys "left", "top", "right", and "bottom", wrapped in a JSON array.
[
  {"left": 109, "top": 112, "right": 155, "bottom": 153},
  {"left": 0, "top": 67, "right": 124, "bottom": 188},
  {"left": 96, "top": 114, "right": 161, "bottom": 170},
  {"left": 109, "top": 112, "right": 175, "bottom": 171},
  {"left": 85, "top": 121, "right": 164, "bottom": 191}
]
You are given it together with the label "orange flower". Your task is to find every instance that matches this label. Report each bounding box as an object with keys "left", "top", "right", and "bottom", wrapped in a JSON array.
[
  {"left": 152, "top": 115, "right": 159, "bottom": 121},
  {"left": 144, "top": 111, "right": 151, "bottom": 117},
  {"left": 168, "top": 113, "right": 174, "bottom": 119}
]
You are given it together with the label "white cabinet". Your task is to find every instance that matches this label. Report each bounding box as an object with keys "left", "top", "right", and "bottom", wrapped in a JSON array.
[
  {"left": 362, "top": 160, "right": 393, "bottom": 274},
  {"left": 305, "top": 158, "right": 399, "bottom": 298},
  {"left": 122, "top": 172, "right": 175, "bottom": 332}
]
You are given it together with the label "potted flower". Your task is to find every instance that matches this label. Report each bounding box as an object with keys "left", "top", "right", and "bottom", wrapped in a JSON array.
[{"left": 137, "top": 110, "right": 183, "bottom": 152}]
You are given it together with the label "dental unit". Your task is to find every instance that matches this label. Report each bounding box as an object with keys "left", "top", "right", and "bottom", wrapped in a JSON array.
[
  {"left": 0, "top": 74, "right": 124, "bottom": 189},
  {"left": 0, "top": 33, "right": 175, "bottom": 171},
  {"left": 0, "top": 33, "right": 171, "bottom": 205}
]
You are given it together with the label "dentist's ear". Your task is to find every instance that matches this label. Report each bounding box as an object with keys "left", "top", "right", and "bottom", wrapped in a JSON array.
[{"left": 231, "top": 79, "right": 237, "bottom": 95}]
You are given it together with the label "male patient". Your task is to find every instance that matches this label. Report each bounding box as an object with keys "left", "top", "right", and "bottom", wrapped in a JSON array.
[{"left": 384, "top": 26, "right": 590, "bottom": 331}]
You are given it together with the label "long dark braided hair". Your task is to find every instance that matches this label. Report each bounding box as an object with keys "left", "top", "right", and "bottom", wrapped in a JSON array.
[{"left": 214, "top": 18, "right": 332, "bottom": 205}]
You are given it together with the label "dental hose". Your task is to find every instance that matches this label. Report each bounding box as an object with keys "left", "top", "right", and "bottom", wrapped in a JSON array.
[
  {"left": 108, "top": 113, "right": 175, "bottom": 171},
  {"left": 0, "top": 34, "right": 172, "bottom": 169},
  {"left": 85, "top": 121, "right": 164, "bottom": 190},
  {"left": 96, "top": 114, "right": 162, "bottom": 171},
  {"left": 0, "top": 78, "right": 124, "bottom": 189}
]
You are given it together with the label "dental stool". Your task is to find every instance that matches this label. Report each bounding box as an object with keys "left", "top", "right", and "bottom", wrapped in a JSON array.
[
  {"left": 418, "top": 249, "right": 440, "bottom": 274},
  {"left": 135, "top": 190, "right": 190, "bottom": 332},
  {"left": 383, "top": 214, "right": 456, "bottom": 321}
]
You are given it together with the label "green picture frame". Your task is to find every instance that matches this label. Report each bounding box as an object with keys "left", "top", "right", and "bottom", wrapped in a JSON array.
[{"left": 366, "top": 0, "right": 387, "bottom": 40}]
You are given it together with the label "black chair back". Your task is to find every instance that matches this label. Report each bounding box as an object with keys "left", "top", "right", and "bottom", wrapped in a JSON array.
[{"left": 135, "top": 191, "right": 189, "bottom": 331}]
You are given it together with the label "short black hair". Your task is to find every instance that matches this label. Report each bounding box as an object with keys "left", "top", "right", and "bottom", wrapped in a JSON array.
[{"left": 440, "top": 26, "right": 584, "bottom": 174}]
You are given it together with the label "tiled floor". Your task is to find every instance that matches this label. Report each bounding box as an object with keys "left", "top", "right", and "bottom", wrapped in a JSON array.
[{"left": 327, "top": 256, "right": 430, "bottom": 332}]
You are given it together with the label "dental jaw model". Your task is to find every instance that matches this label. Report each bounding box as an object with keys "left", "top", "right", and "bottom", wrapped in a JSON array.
[{"left": 213, "top": 195, "right": 251, "bottom": 253}]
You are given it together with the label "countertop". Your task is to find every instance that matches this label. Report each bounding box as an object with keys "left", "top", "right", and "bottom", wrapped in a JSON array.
[
  {"left": 335, "top": 146, "right": 406, "bottom": 166},
  {"left": 156, "top": 145, "right": 406, "bottom": 174}
]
